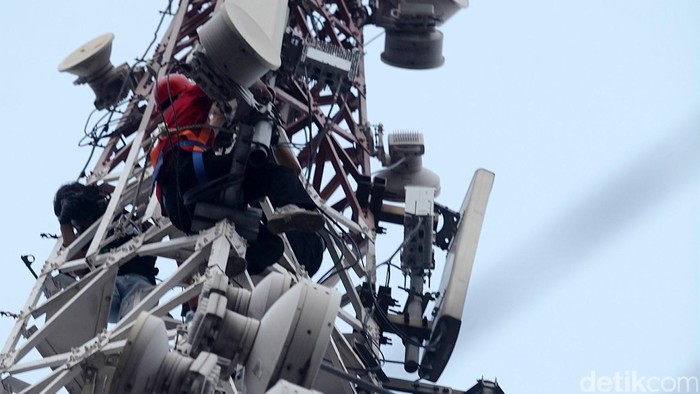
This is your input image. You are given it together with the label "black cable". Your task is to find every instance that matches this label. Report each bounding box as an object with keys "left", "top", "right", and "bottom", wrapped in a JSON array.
[
  {"left": 312, "top": 209, "right": 393, "bottom": 373},
  {"left": 317, "top": 230, "right": 345, "bottom": 283},
  {"left": 369, "top": 285, "right": 442, "bottom": 352},
  {"left": 355, "top": 311, "right": 391, "bottom": 373},
  {"left": 76, "top": 108, "right": 109, "bottom": 180},
  {"left": 319, "top": 363, "right": 396, "bottom": 394},
  {"left": 364, "top": 30, "right": 385, "bottom": 49},
  {"left": 314, "top": 212, "right": 432, "bottom": 374},
  {"left": 361, "top": 218, "right": 445, "bottom": 351},
  {"left": 376, "top": 217, "right": 424, "bottom": 285},
  {"left": 317, "top": 228, "right": 368, "bottom": 285},
  {"left": 370, "top": 294, "right": 432, "bottom": 351},
  {"left": 74, "top": 0, "right": 174, "bottom": 180},
  {"left": 137, "top": 0, "right": 173, "bottom": 63},
  {"left": 315, "top": 209, "right": 366, "bottom": 283}
]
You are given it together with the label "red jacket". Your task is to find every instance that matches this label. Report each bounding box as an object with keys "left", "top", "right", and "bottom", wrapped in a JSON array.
[
  {"left": 150, "top": 84, "right": 215, "bottom": 168},
  {"left": 150, "top": 84, "right": 215, "bottom": 206}
]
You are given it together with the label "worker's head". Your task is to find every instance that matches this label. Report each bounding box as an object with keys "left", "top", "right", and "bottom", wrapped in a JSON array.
[
  {"left": 153, "top": 73, "right": 194, "bottom": 113},
  {"left": 53, "top": 182, "right": 108, "bottom": 230}
]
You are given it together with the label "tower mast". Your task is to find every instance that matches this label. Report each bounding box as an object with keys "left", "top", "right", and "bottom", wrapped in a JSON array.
[{"left": 0, "top": 2, "right": 502, "bottom": 393}]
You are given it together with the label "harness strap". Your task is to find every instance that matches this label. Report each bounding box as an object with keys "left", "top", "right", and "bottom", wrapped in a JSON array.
[
  {"left": 192, "top": 151, "right": 207, "bottom": 184},
  {"left": 150, "top": 127, "right": 214, "bottom": 214},
  {"left": 152, "top": 140, "right": 209, "bottom": 185},
  {"left": 152, "top": 140, "right": 210, "bottom": 212}
]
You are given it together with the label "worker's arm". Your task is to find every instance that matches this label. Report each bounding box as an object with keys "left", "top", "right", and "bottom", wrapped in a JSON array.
[{"left": 59, "top": 223, "right": 77, "bottom": 247}]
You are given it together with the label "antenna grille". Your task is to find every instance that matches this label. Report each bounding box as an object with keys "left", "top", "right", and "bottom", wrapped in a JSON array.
[{"left": 388, "top": 131, "right": 424, "bottom": 146}]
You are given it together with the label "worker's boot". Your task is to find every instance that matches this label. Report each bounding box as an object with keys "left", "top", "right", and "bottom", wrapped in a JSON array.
[{"left": 266, "top": 204, "right": 324, "bottom": 235}]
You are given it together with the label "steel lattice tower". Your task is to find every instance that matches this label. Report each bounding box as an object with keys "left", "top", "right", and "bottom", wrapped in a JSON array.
[{"left": 0, "top": 1, "right": 501, "bottom": 393}]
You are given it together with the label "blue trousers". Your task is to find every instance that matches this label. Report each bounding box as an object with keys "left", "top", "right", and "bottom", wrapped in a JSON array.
[{"left": 109, "top": 273, "right": 155, "bottom": 323}]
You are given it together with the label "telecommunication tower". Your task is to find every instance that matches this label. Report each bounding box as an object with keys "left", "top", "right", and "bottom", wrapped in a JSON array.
[{"left": 0, "top": 1, "right": 505, "bottom": 393}]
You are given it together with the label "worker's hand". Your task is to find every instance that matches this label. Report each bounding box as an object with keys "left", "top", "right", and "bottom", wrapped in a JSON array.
[
  {"left": 209, "top": 104, "right": 225, "bottom": 129},
  {"left": 252, "top": 80, "right": 274, "bottom": 103}
]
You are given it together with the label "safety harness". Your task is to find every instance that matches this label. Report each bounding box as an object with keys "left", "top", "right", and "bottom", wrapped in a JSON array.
[{"left": 150, "top": 128, "right": 213, "bottom": 209}]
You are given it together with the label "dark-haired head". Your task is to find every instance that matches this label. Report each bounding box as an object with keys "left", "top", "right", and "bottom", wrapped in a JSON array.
[{"left": 53, "top": 182, "right": 108, "bottom": 226}]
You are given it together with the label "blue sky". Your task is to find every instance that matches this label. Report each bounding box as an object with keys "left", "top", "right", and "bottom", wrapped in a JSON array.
[{"left": 1, "top": 1, "right": 698, "bottom": 393}]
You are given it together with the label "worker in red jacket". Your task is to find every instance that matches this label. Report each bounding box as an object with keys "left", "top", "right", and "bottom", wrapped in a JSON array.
[{"left": 150, "top": 73, "right": 325, "bottom": 276}]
